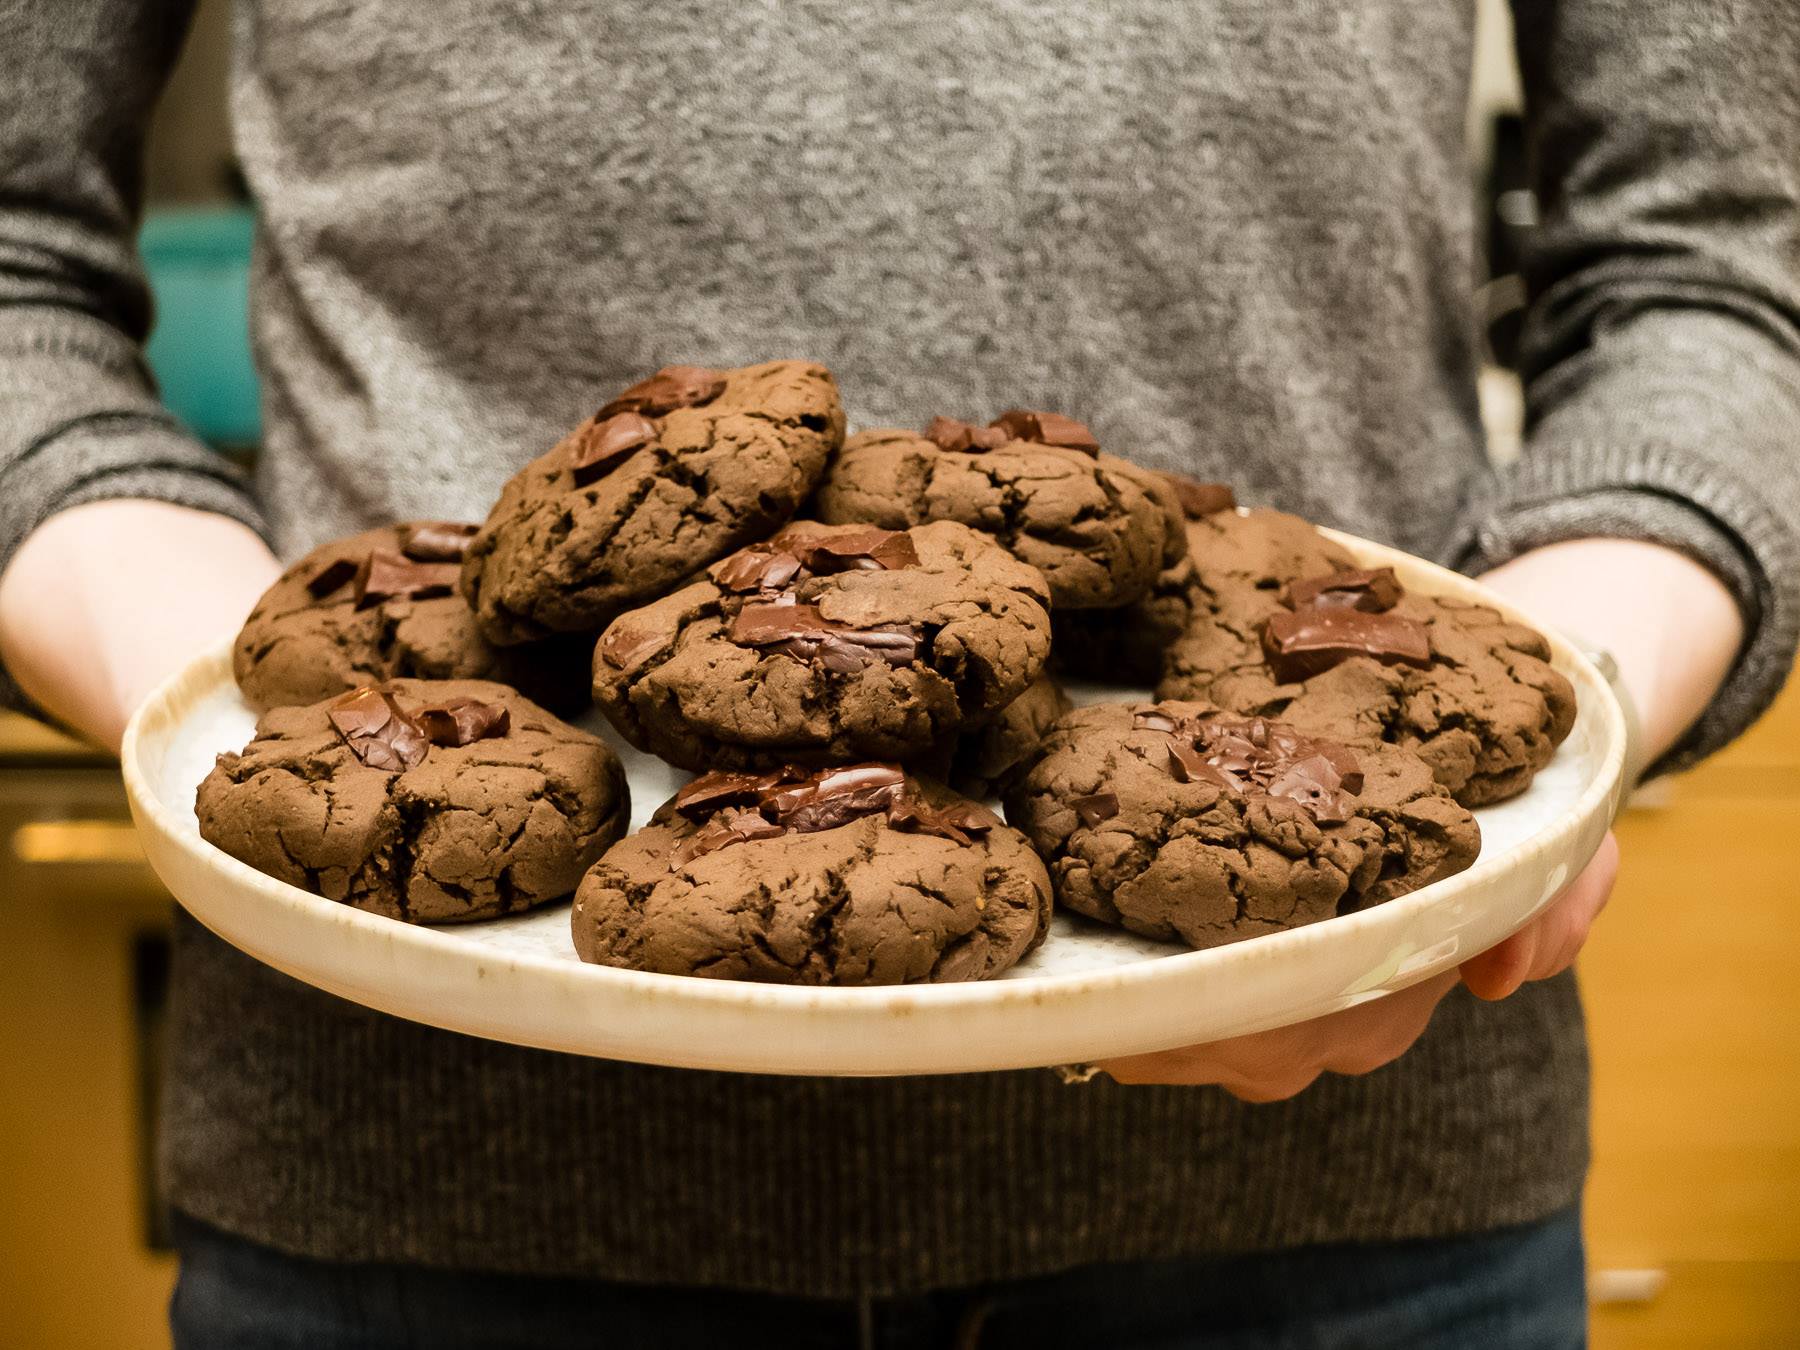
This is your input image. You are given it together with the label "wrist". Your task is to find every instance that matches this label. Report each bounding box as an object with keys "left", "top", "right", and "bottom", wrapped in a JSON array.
[{"left": 1477, "top": 538, "right": 1744, "bottom": 768}]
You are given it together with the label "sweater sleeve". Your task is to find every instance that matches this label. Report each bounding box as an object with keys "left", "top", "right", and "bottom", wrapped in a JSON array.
[
  {"left": 0, "top": 0, "right": 268, "bottom": 710},
  {"left": 1458, "top": 0, "right": 1800, "bottom": 775}
]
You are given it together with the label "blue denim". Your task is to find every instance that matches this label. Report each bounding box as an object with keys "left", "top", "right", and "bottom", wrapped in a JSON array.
[{"left": 170, "top": 1205, "right": 1586, "bottom": 1349}]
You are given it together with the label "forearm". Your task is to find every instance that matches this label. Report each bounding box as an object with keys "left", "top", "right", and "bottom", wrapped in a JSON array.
[
  {"left": 0, "top": 500, "right": 279, "bottom": 753},
  {"left": 1478, "top": 537, "right": 1744, "bottom": 770}
]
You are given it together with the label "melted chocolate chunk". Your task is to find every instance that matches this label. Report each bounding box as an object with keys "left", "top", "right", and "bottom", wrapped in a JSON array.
[
  {"left": 352, "top": 551, "right": 461, "bottom": 610},
  {"left": 1163, "top": 475, "right": 1237, "bottom": 520},
  {"left": 924, "top": 415, "right": 1009, "bottom": 453},
  {"left": 1131, "top": 708, "right": 1363, "bottom": 823},
  {"left": 1069, "top": 792, "right": 1120, "bottom": 826},
  {"left": 596, "top": 365, "right": 727, "bottom": 418},
  {"left": 1262, "top": 607, "right": 1431, "bottom": 682},
  {"left": 570, "top": 411, "right": 658, "bottom": 486},
  {"left": 397, "top": 521, "right": 478, "bottom": 562},
  {"left": 714, "top": 526, "right": 919, "bottom": 596},
  {"left": 413, "top": 696, "right": 510, "bottom": 747},
  {"left": 669, "top": 763, "right": 994, "bottom": 868},
  {"left": 669, "top": 809, "right": 787, "bottom": 869},
  {"left": 1283, "top": 567, "right": 1403, "bottom": 614},
  {"left": 598, "top": 623, "right": 668, "bottom": 671},
  {"left": 305, "top": 557, "right": 358, "bottom": 599},
  {"left": 327, "top": 688, "right": 431, "bottom": 771},
  {"left": 989, "top": 408, "right": 1101, "bottom": 455},
  {"left": 728, "top": 602, "right": 920, "bottom": 671},
  {"left": 784, "top": 526, "right": 920, "bottom": 575}
]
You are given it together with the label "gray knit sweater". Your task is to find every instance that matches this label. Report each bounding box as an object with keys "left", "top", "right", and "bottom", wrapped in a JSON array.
[{"left": 5, "top": 0, "right": 1797, "bottom": 1297}]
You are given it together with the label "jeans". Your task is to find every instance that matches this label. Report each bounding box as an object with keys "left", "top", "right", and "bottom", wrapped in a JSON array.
[{"left": 170, "top": 1206, "right": 1586, "bottom": 1350}]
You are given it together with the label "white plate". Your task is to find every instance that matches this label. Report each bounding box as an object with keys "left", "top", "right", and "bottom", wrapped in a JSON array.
[{"left": 121, "top": 531, "right": 1627, "bottom": 1076}]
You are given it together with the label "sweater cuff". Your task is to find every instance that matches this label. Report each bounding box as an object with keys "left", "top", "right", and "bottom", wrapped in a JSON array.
[
  {"left": 0, "top": 417, "right": 268, "bottom": 720},
  {"left": 1454, "top": 442, "right": 1800, "bottom": 778}
]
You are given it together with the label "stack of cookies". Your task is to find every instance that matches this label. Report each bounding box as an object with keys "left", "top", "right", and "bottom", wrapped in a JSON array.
[{"left": 199, "top": 359, "right": 1575, "bottom": 982}]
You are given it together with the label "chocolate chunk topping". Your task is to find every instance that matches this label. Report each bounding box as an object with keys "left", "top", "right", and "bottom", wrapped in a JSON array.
[
  {"left": 924, "top": 415, "right": 1009, "bottom": 453},
  {"left": 1283, "top": 567, "right": 1403, "bottom": 614},
  {"left": 413, "top": 696, "right": 510, "bottom": 747},
  {"left": 396, "top": 521, "right": 478, "bottom": 562},
  {"left": 305, "top": 557, "right": 358, "bottom": 599},
  {"left": 599, "top": 623, "right": 668, "bottom": 671},
  {"left": 728, "top": 602, "right": 921, "bottom": 672},
  {"left": 596, "top": 365, "right": 727, "bottom": 419},
  {"left": 885, "top": 796, "right": 999, "bottom": 847},
  {"left": 670, "top": 810, "right": 788, "bottom": 869},
  {"left": 1069, "top": 792, "right": 1120, "bottom": 826},
  {"left": 785, "top": 526, "right": 920, "bottom": 575},
  {"left": 327, "top": 688, "right": 431, "bottom": 771},
  {"left": 668, "top": 763, "right": 993, "bottom": 868},
  {"left": 1262, "top": 607, "right": 1431, "bottom": 682},
  {"left": 989, "top": 408, "right": 1101, "bottom": 455},
  {"left": 1131, "top": 708, "right": 1364, "bottom": 823},
  {"left": 1163, "top": 475, "right": 1238, "bottom": 520},
  {"left": 352, "top": 551, "right": 461, "bottom": 610},
  {"left": 714, "top": 526, "right": 920, "bottom": 595},
  {"left": 570, "top": 411, "right": 658, "bottom": 486}
]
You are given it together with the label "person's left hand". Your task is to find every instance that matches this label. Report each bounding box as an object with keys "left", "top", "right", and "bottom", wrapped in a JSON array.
[{"left": 1099, "top": 833, "right": 1619, "bottom": 1096}]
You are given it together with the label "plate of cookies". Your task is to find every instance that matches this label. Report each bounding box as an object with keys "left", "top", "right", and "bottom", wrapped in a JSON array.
[{"left": 121, "top": 361, "right": 1628, "bottom": 1076}]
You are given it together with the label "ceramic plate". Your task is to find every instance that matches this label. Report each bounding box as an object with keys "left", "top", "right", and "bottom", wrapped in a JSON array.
[{"left": 121, "top": 530, "right": 1627, "bottom": 1076}]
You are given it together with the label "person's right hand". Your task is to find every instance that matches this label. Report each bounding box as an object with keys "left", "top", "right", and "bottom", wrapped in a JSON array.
[{"left": 0, "top": 499, "right": 281, "bottom": 753}]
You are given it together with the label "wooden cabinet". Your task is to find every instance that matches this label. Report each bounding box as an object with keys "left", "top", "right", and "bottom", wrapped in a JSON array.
[{"left": 1586, "top": 676, "right": 1800, "bottom": 1346}]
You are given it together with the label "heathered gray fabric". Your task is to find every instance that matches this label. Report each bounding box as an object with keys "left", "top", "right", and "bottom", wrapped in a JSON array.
[{"left": 4, "top": 0, "right": 1798, "bottom": 1296}]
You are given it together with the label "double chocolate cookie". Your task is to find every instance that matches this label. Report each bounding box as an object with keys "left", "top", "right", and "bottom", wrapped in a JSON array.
[
  {"left": 197, "top": 679, "right": 628, "bottom": 923},
  {"left": 941, "top": 671, "right": 1074, "bottom": 800},
  {"left": 812, "top": 409, "right": 1186, "bottom": 610},
  {"left": 462, "top": 361, "right": 845, "bottom": 644},
  {"left": 1051, "top": 475, "right": 1242, "bottom": 685},
  {"left": 1004, "top": 701, "right": 1480, "bottom": 950},
  {"left": 1159, "top": 557, "right": 1577, "bottom": 806},
  {"left": 233, "top": 523, "right": 590, "bottom": 712},
  {"left": 592, "top": 520, "right": 1053, "bottom": 771},
  {"left": 573, "top": 764, "right": 1051, "bottom": 984}
]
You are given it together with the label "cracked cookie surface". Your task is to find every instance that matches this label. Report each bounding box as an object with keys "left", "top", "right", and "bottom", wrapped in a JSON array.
[
  {"left": 1159, "top": 524, "right": 1577, "bottom": 805},
  {"left": 462, "top": 360, "right": 845, "bottom": 644},
  {"left": 572, "top": 771, "right": 1050, "bottom": 984},
  {"left": 234, "top": 524, "right": 590, "bottom": 712},
  {"left": 197, "top": 679, "right": 628, "bottom": 923},
  {"left": 1003, "top": 701, "right": 1479, "bottom": 950},
  {"left": 812, "top": 425, "right": 1185, "bottom": 609},
  {"left": 592, "top": 520, "right": 1053, "bottom": 771}
]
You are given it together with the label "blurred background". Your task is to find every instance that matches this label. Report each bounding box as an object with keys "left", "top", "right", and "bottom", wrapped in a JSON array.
[{"left": 2, "top": 1, "right": 1796, "bottom": 1344}]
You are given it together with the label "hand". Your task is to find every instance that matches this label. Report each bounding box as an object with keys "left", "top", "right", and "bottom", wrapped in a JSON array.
[
  {"left": 1099, "top": 538, "right": 1739, "bottom": 1095},
  {"left": 0, "top": 500, "right": 280, "bottom": 753},
  {"left": 1100, "top": 833, "right": 1618, "bottom": 1096}
]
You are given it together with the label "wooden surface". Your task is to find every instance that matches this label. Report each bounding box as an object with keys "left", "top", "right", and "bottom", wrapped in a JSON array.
[{"left": 1586, "top": 675, "right": 1800, "bottom": 1345}]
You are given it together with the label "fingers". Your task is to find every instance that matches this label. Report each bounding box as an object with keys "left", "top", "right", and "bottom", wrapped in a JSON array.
[
  {"left": 1098, "top": 972, "right": 1457, "bottom": 1100},
  {"left": 1462, "top": 832, "right": 1619, "bottom": 1001}
]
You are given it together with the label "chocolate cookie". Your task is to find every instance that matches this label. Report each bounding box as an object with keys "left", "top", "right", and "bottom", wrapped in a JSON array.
[
  {"left": 1159, "top": 557, "right": 1577, "bottom": 806},
  {"left": 462, "top": 361, "right": 845, "bottom": 644},
  {"left": 1051, "top": 476, "right": 1243, "bottom": 685},
  {"left": 812, "top": 409, "right": 1186, "bottom": 610},
  {"left": 572, "top": 763, "right": 1051, "bottom": 984},
  {"left": 941, "top": 671, "right": 1075, "bottom": 799},
  {"left": 1004, "top": 701, "right": 1480, "bottom": 950},
  {"left": 197, "top": 680, "right": 628, "bottom": 923},
  {"left": 592, "top": 520, "right": 1053, "bottom": 771},
  {"left": 233, "top": 524, "right": 590, "bottom": 712}
]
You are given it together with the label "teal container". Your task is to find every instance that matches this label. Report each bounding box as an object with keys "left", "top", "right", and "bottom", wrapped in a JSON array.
[{"left": 138, "top": 206, "right": 262, "bottom": 449}]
